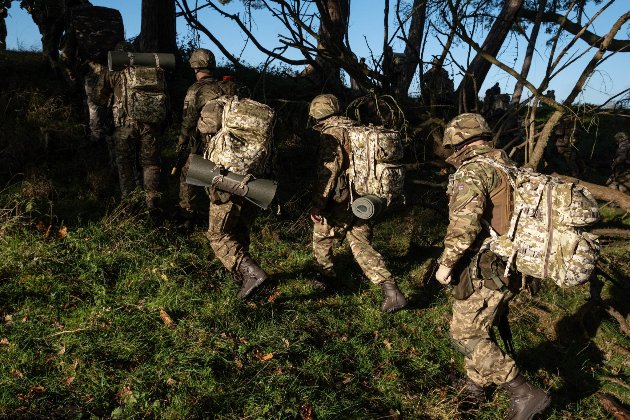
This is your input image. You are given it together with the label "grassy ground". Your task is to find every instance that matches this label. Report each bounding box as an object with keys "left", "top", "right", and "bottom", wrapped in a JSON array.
[{"left": 0, "top": 51, "right": 629, "bottom": 419}]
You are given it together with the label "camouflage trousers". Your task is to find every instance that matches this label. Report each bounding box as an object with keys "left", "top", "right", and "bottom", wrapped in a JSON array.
[
  {"left": 84, "top": 63, "right": 113, "bottom": 145},
  {"left": 607, "top": 169, "right": 630, "bottom": 194},
  {"left": 178, "top": 138, "right": 206, "bottom": 211},
  {"left": 312, "top": 204, "right": 392, "bottom": 284},
  {"left": 449, "top": 251, "right": 519, "bottom": 387},
  {"left": 206, "top": 190, "right": 258, "bottom": 272},
  {"left": 112, "top": 120, "right": 161, "bottom": 208}
]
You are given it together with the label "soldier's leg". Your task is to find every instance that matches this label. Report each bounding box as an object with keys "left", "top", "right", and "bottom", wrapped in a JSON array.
[
  {"left": 450, "top": 284, "right": 518, "bottom": 386},
  {"left": 207, "top": 191, "right": 248, "bottom": 272},
  {"left": 112, "top": 124, "right": 137, "bottom": 198},
  {"left": 139, "top": 124, "right": 161, "bottom": 209},
  {"left": 84, "top": 64, "right": 113, "bottom": 144},
  {"left": 178, "top": 156, "right": 195, "bottom": 211},
  {"left": 312, "top": 215, "right": 346, "bottom": 278},
  {"left": 346, "top": 220, "right": 392, "bottom": 284}
]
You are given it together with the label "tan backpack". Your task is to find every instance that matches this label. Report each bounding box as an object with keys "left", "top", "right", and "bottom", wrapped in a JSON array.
[
  {"left": 203, "top": 96, "right": 275, "bottom": 176},
  {"left": 468, "top": 157, "right": 600, "bottom": 287}
]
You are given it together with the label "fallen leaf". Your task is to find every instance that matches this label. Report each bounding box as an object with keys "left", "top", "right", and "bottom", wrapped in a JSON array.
[
  {"left": 260, "top": 353, "right": 274, "bottom": 361},
  {"left": 10, "top": 369, "right": 23, "bottom": 378},
  {"left": 116, "top": 386, "right": 133, "bottom": 402},
  {"left": 282, "top": 338, "right": 290, "bottom": 348},
  {"left": 4, "top": 315, "right": 13, "bottom": 325},
  {"left": 159, "top": 308, "right": 175, "bottom": 329},
  {"left": 234, "top": 358, "right": 243, "bottom": 369},
  {"left": 267, "top": 291, "right": 281, "bottom": 303},
  {"left": 31, "top": 385, "right": 45, "bottom": 393},
  {"left": 56, "top": 226, "right": 68, "bottom": 239},
  {"left": 383, "top": 373, "right": 398, "bottom": 380},
  {"left": 63, "top": 376, "right": 75, "bottom": 385},
  {"left": 0, "top": 337, "right": 9, "bottom": 346},
  {"left": 16, "top": 393, "right": 28, "bottom": 401},
  {"left": 166, "top": 378, "right": 177, "bottom": 386},
  {"left": 383, "top": 339, "right": 392, "bottom": 350},
  {"left": 300, "top": 403, "right": 314, "bottom": 420}
]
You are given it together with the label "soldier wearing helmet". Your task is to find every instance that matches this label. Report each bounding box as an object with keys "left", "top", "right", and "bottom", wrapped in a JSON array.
[
  {"left": 606, "top": 131, "right": 630, "bottom": 193},
  {"left": 308, "top": 94, "right": 407, "bottom": 313},
  {"left": 436, "top": 113, "right": 550, "bottom": 418},
  {"left": 176, "top": 48, "right": 264, "bottom": 299}
]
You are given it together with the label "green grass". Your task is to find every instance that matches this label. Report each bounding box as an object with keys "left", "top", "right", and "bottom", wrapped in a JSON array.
[{"left": 0, "top": 50, "right": 629, "bottom": 419}]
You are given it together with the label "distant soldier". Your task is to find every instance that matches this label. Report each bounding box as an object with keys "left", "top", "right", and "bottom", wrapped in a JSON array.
[
  {"left": 607, "top": 132, "right": 630, "bottom": 193},
  {"left": 421, "top": 58, "right": 454, "bottom": 117},
  {"left": 102, "top": 41, "right": 167, "bottom": 210},
  {"left": 177, "top": 48, "right": 267, "bottom": 300},
  {"left": 175, "top": 48, "right": 244, "bottom": 228},
  {"left": 308, "top": 94, "right": 407, "bottom": 313},
  {"left": 0, "top": 1, "right": 9, "bottom": 51},
  {"left": 436, "top": 113, "right": 551, "bottom": 419}
]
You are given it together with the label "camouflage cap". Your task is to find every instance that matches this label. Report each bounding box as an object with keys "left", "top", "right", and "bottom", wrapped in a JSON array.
[
  {"left": 443, "top": 113, "right": 492, "bottom": 148},
  {"left": 189, "top": 48, "right": 216, "bottom": 70},
  {"left": 309, "top": 94, "right": 340, "bottom": 120},
  {"left": 614, "top": 132, "right": 628, "bottom": 143}
]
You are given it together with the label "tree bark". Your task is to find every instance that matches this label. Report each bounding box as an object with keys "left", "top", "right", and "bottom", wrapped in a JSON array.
[
  {"left": 552, "top": 173, "right": 630, "bottom": 213},
  {"left": 455, "top": 0, "right": 524, "bottom": 112},
  {"left": 395, "top": 0, "right": 426, "bottom": 96},
  {"left": 135, "top": 0, "right": 177, "bottom": 53}
]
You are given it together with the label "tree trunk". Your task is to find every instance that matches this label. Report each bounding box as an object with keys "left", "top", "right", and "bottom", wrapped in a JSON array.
[
  {"left": 310, "top": 0, "right": 349, "bottom": 93},
  {"left": 456, "top": 0, "right": 524, "bottom": 112},
  {"left": 135, "top": 0, "right": 177, "bottom": 53},
  {"left": 395, "top": 0, "right": 426, "bottom": 97},
  {"left": 511, "top": 0, "right": 546, "bottom": 105}
]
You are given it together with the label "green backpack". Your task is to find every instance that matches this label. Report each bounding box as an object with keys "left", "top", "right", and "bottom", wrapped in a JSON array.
[
  {"left": 469, "top": 157, "right": 600, "bottom": 287},
  {"left": 123, "top": 66, "right": 167, "bottom": 124}
]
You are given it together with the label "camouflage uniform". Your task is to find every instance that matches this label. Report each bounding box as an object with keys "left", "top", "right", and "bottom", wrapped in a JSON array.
[
  {"left": 104, "top": 69, "right": 164, "bottom": 208},
  {"left": 607, "top": 132, "right": 630, "bottom": 194},
  {"left": 552, "top": 119, "right": 581, "bottom": 177},
  {"left": 178, "top": 77, "right": 238, "bottom": 212},
  {"left": 440, "top": 143, "right": 522, "bottom": 387},
  {"left": 311, "top": 115, "right": 394, "bottom": 285},
  {"left": 421, "top": 62, "right": 454, "bottom": 118}
]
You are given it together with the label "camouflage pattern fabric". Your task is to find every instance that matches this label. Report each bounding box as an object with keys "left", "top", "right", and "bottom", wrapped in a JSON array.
[
  {"left": 121, "top": 66, "right": 167, "bottom": 124},
  {"left": 84, "top": 61, "right": 113, "bottom": 143},
  {"left": 439, "top": 144, "right": 513, "bottom": 268},
  {"left": 313, "top": 203, "right": 393, "bottom": 284},
  {"left": 206, "top": 190, "right": 258, "bottom": 272},
  {"left": 112, "top": 120, "right": 161, "bottom": 208},
  {"left": 311, "top": 116, "right": 394, "bottom": 285},
  {"left": 203, "top": 96, "right": 275, "bottom": 176},
  {"left": 607, "top": 136, "right": 630, "bottom": 193},
  {"left": 178, "top": 77, "right": 239, "bottom": 211},
  {"left": 450, "top": 278, "right": 519, "bottom": 386}
]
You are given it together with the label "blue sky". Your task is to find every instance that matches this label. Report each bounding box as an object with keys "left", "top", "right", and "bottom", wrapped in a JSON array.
[{"left": 4, "top": 0, "right": 629, "bottom": 104}]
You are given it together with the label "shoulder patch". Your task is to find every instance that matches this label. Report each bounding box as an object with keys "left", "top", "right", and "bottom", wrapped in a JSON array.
[{"left": 183, "top": 100, "right": 189, "bottom": 110}]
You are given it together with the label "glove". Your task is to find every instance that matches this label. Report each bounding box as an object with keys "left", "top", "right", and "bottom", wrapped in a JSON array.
[{"left": 435, "top": 264, "right": 453, "bottom": 285}]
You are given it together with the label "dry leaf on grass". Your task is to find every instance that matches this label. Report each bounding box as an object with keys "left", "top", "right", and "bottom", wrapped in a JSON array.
[{"left": 159, "top": 308, "right": 175, "bottom": 329}]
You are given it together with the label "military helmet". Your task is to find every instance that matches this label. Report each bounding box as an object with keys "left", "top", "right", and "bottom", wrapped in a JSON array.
[
  {"left": 614, "top": 132, "right": 628, "bottom": 143},
  {"left": 309, "top": 94, "right": 340, "bottom": 120},
  {"left": 189, "top": 48, "right": 216, "bottom": 70},
  {"left": 443, "top": 113, "right": 492, "bottom": 148}
]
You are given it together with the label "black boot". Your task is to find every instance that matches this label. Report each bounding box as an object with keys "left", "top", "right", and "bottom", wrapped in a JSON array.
[
  {"left": 379, "top": 281, "right": 407, "bottom": 313},
  {"left": 236, "top": 256, "right": 268, "bottom": 299},
  {"left": 502, "top": 374, "right": 551, "bottom": 420}
]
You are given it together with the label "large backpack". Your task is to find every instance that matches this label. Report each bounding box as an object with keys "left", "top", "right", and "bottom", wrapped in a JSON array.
[
  {"left": 196, "top": 80, "right": 240, "bottom": 135},
  {"left": 69, "top": 6, "right": 124, "bottom": 62},
  {"left": 203, "top": 96, "right": 275, "bottom": 176},
  {"left": 123, "top": 66, "right": 167, "bottom": 124},
  {"left": 468, "top": 157, "right": 600, "bottom": 288},
  {"left": 346, "top": 125, "right": 405, "bottom": 205}
]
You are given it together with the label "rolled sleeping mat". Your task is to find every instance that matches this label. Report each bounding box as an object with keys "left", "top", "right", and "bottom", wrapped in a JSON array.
[
  {"left": 108, "top": 51, "right": 176, "bottom": 71},
  {"left": 186, "top": 154, "right": 278, "bottom": 210},
  {"left": 351, "top": 195, "right": 385, "bottom": 220}
]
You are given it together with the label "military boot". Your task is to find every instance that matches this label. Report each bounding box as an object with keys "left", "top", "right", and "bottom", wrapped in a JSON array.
[
  {"left": 502, "top": 374, "right": 551, "bottom": 420},
  {"left": 236, "top": 256, "right": 268, "bottom": 299},
  {"left": 379, "top": 281, "right": 407, "bottom": 313}
]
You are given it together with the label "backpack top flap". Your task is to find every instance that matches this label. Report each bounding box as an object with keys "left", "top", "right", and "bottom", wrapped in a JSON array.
[{"left": 71, "top": 6, "right": 124, "bottom": 60}]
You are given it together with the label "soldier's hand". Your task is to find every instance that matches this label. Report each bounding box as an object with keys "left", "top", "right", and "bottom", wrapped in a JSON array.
[
  {"left": 435, "top": 264, "right": 453, "bottom": 285},
  {"left": 310, "top": 207, "right": 324, "bottom": 224}
]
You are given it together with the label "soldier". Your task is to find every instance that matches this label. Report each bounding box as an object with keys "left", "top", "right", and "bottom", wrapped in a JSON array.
[
  {"left": 177, "top": 48, "right": 266, "bottom": 300},
  {"left": 102, "top": 41, "right": 166, "bottom": 211},
  {"left": 435, "top": 113, "right": 551, "bottom": 419},
  {"left": 308, "top": 94, "right": 407, "bottom": 313},
  {"left": 607, "top": 132, "right": 630, "bottom": 193},
  {"left": 421, "top": 58, "right": 454, "bottom": 118},
  {"left": 553, "top": 118, "right": 581, "bottom": 177}
]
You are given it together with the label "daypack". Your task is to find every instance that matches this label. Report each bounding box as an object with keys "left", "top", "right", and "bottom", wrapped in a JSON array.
[
  {"left": 467, "top": 157, "right": 600, "bottom": 288},
  {"left": 203, "top": 96, "right": 275, "bottom": 176},
  {"left": 123, "top": 66, "right": 167, "bottom": 124},
  {"left": 69, "top": 6, "right": 124, "bottom": 62},
  {"left": 346, "top": 125, "right": 405, "bottom": 204}
]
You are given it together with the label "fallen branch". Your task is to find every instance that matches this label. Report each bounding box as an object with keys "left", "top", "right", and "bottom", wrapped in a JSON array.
[
  {"left": 596, "top": 393, "right": 630, "bottom": 420},
  {"left": 605, "top": 305, "right": 630, "bottom": 337},
  {"left": 552, "top": 173, "right": 630, "bottom": 213},
  {"left": 603, "top": 376, "right": 630, "bottom": 392}
]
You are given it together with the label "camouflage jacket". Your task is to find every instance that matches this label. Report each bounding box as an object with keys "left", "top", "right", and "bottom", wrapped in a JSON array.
[
  {"left": 179, "top": 77, "right": 240, "bottom": 145},
  {"left": 439, "top": 144, "right": 514, "bottom": 268},
  {"left": 311, "top": 115, "right": 357, "bottom": 210}
]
